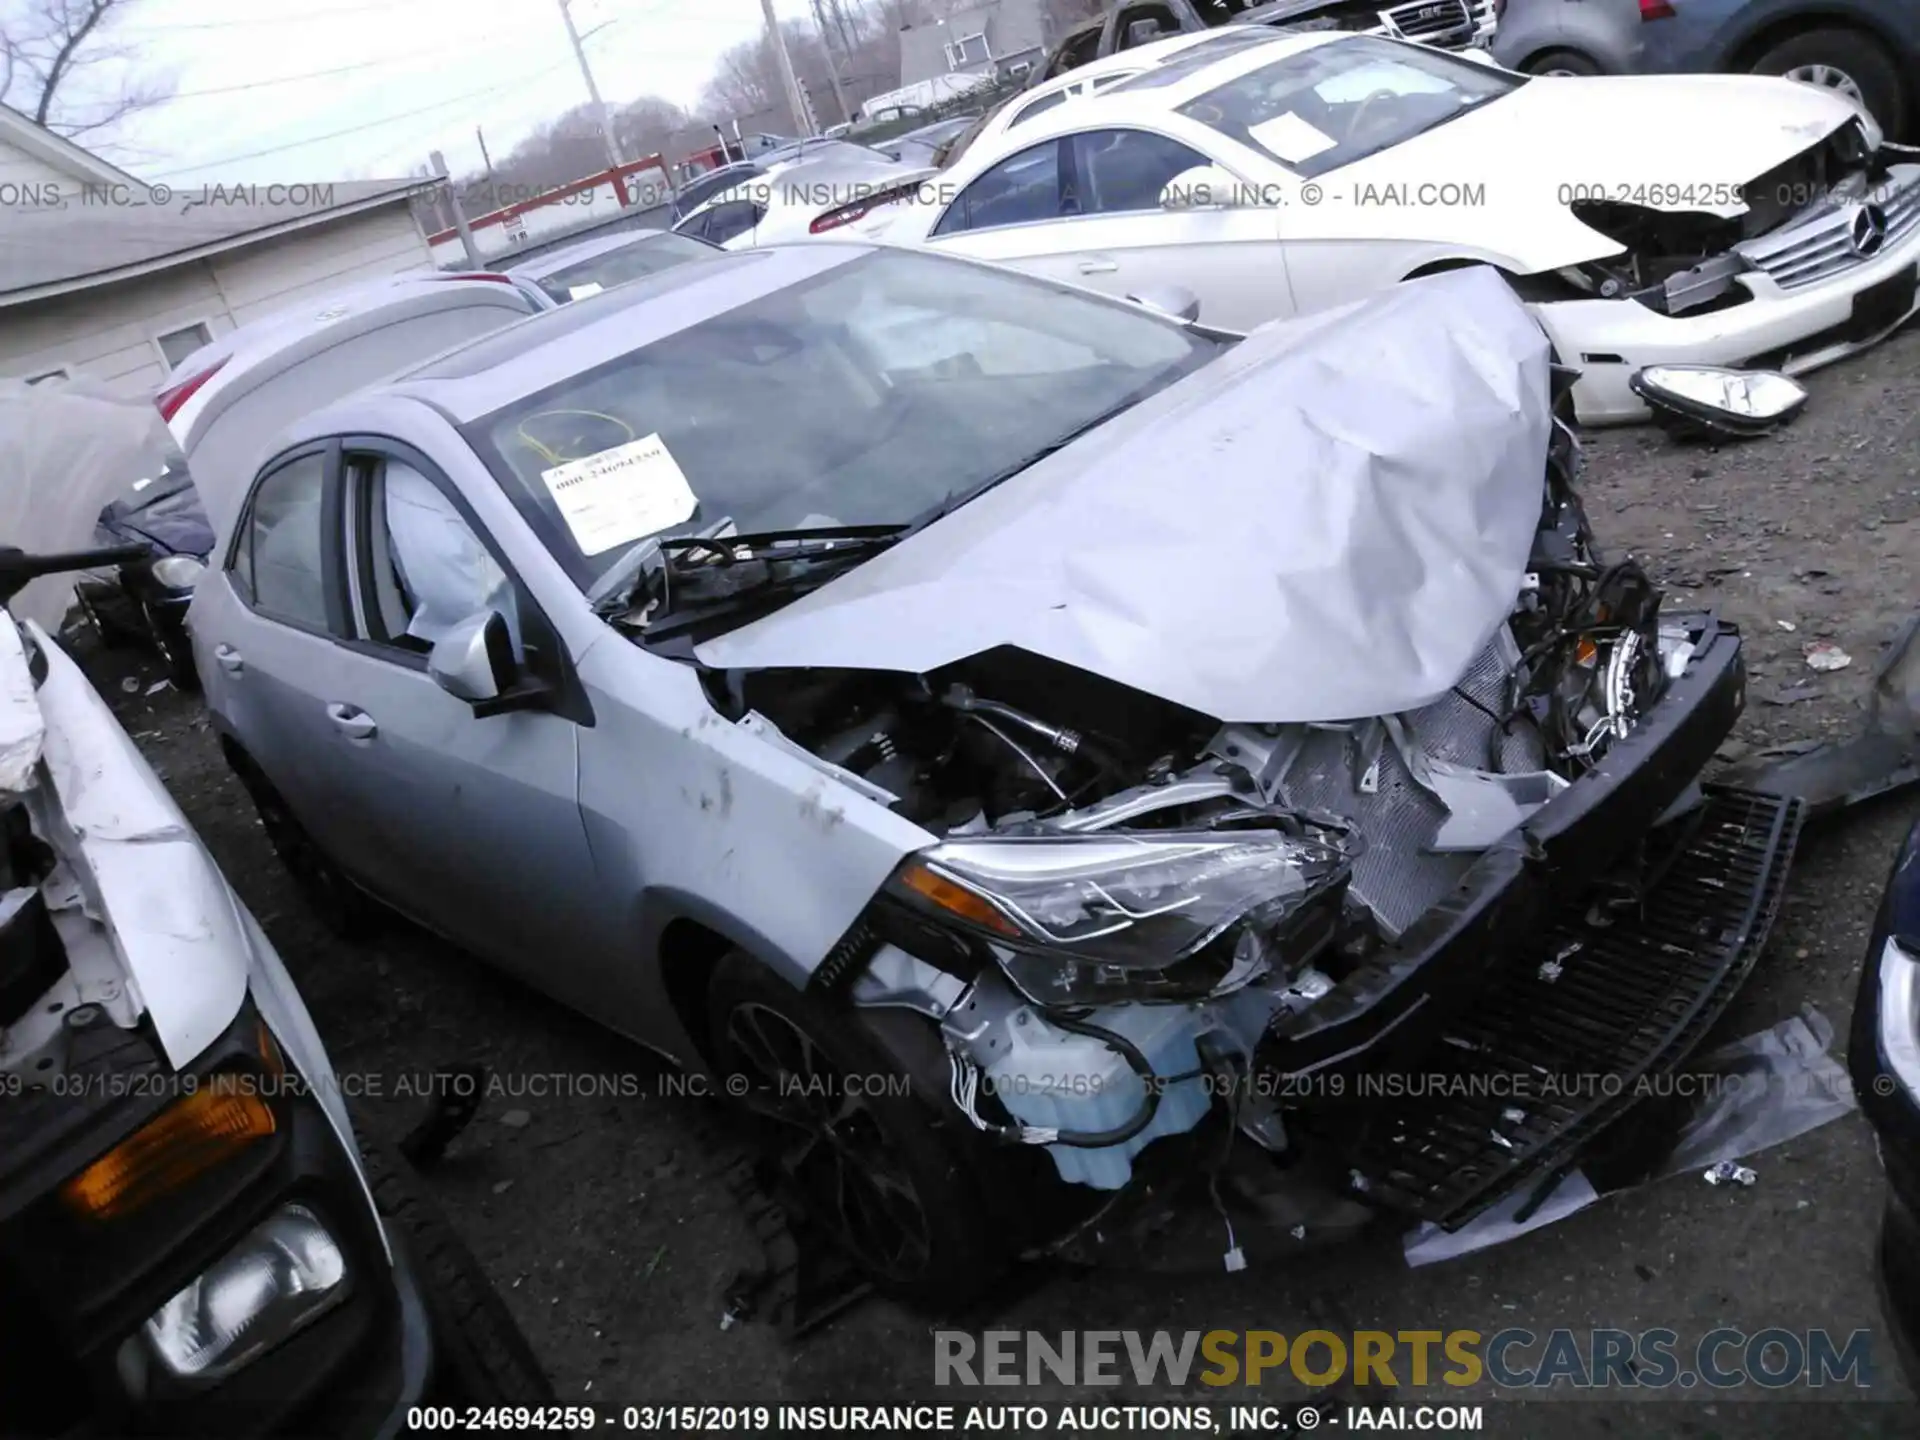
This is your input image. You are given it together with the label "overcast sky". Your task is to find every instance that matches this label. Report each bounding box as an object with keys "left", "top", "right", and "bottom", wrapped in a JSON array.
[{"left": 90, "top": 0, "right": 825, "bottom": 185}]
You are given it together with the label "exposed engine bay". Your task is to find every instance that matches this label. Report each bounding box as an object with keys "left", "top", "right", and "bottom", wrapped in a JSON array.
[
  {"left": 697, "top": 423, "right": 1704, "bottom": 1193},
  {"left": 1545, "top": 119, "right": 1915, "bottom": 317}
]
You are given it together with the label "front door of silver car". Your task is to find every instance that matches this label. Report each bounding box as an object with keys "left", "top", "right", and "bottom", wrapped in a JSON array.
[{"left": 197, "top": 440, "right": 600, "bottom": 978}]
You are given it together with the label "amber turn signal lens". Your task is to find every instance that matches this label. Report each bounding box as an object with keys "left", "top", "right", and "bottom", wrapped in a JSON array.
[
  {"left": 61, "top": 1084, "right": 276, "bottom": 1221},
  {"left": 898, "top": 861, "right": 1020, "bottom": 937}
]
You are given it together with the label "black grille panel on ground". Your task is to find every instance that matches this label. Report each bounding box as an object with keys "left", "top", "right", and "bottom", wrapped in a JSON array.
[{"left": 1345, "top": 785, "right": 1803, "bottom": 1228}]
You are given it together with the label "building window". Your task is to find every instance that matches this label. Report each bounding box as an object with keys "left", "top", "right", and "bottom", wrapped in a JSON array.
[
  {"left": 156, "top": 321, "right": 214, "bottom": 371},
  {"left": 946, "top": 32, "right": 991, "bottom": 68}
]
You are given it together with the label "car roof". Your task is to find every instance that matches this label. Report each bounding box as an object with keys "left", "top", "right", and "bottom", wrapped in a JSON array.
[
  {"left": 352, "top": 244, "right": 873, "bottom": 425},
  {"left": 969, "top": 29, "right": 1342, "bottom": 153},
  {"left": 505, "top": 228, "right": 680, "bottom": 282},
  {"left": 163, "top": 270, "right": 524, "bottom": 383}
]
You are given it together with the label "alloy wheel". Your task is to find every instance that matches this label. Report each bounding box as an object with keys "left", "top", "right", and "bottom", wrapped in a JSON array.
[
  {"left": 722, "top": 1001, "right": 933, "bottom": 1281},
  {"left": 1783, "top": 63, "right": 1866, "bottom": 106}
]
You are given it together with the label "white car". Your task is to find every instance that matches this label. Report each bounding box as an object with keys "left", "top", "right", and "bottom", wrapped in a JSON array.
[
  {"left": 968, "top": 25, "right": 1297, "bottom": 155},
  {"left": 671, "top": 152, "right": 939, "bottom": 248},
  {"left": 870, "top": 29, "right": 1918, "bottom": 423}
]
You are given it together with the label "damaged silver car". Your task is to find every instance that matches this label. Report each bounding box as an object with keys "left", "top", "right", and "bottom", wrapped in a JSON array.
[{"left": 186, "top": 247, "right": 1801, "bottom": 1301}]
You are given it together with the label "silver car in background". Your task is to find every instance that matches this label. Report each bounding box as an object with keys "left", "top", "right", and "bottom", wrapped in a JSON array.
[{"left": 503, "top": 229, "right": 721, "bottom": 306}]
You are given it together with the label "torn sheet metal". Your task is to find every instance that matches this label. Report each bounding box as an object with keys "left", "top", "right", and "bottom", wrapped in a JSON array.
[
  {"left": 0, "top": 378, "right": 180, "bottom": 633},
  {"left": 1404, "top": 1006, "right": 1855, "bottom": 1266},
  {"left": 698, "top": 267, "right": 1553, "bottom": 724},
  {"left": 28, "top": 618, "right": 248, "bottom": 1067}
]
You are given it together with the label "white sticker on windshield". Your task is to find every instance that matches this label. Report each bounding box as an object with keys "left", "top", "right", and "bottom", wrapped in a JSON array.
[
  {"left": 567, "top": 282, "right": 604, "bottom": 300},
  {"left": 1247, "top": 112, "right": 1337, "bottom": 164},
  {"left": 540, "top": 433, "right": 697, "bottom": 557}
]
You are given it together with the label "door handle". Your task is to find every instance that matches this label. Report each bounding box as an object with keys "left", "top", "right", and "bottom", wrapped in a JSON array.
[
  {"left": 1077, "top": 257, "right": 1119, "bottom": 275},
  {"left": 215, "top": 644, "right": 243, "bottom": 674},
  {"left": 325, "top": 703, "right": 378, "bottom": 741}
]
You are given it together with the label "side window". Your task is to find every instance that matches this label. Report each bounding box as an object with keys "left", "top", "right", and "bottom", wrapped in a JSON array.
[
  {"left": 237, "top": 453, "right": 329, "bottom": 628},
  {"left": 358, "top": 458, "right": 518, "bottom": 654},
  {"left": 1008, "top": 90, "right": 1068, "bottom": 129},
  {"left": 702, "top": 200, "right": 765, "bottom": 246},
  {"left": 1072, "top": 129, "right": 1213, "bottom": 214},
  {"left": 933, "top": 140, "right": 1063, "bottom": 237}
]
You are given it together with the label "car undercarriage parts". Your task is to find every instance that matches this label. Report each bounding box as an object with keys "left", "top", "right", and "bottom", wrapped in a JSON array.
[
  {"left": 1629, "top": 364, "right": 1809, "bottom": 438},
  {"left": 1723, "top": 607, "right": 1920, "bottom": 817}
]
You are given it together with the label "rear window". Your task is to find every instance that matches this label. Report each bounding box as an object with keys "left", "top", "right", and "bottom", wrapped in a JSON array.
[{"left": 534, "top": 234, "right": 718, "bottom": 303}]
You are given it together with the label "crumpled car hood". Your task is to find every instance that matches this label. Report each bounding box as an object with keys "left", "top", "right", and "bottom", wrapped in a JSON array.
[
  {"left": 1326, "top": 74, "right": 1867, "bottom": 272},
  {"left": 696, "top": 266, "right": 1551, "bottom": 724}
]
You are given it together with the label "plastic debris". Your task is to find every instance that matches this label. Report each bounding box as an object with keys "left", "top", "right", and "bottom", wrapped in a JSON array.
[
  {"left": 1704, "top": 1161, "right": 1758, "bottom": 1187},
  {"left": 499, "top": 1108, "right": 532, "bottom": 1128},
  {"left": 145, "top": 680, "right": 170, "bottom": 695},
  {"left": 1805, "top": 642, "right": 1852, "bottom": 672},
  {"left": 1501, "top": 1107, "right": 1527, "bottom": 1126},
  {"left": 1538, "top": 958, "right": 1565, "bottom": 983},
  {"left": 1777, "top": 620, "right": 1797, "bottom": 632},
  {"left": 118, "top": 676, "right": 139, "bottom": 693}
]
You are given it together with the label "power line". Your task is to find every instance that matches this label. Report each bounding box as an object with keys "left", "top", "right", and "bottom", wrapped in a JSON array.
[
  {"left": 147, "top": 55, "right": 580, "bottom": 177},
  {"left": 118, "top": 0, "right": 448, "bottom": 32}
]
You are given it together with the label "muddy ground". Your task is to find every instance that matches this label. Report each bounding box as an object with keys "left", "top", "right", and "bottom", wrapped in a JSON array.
[{"left": 82, "top": 329, "right": 1920, "bottom": 1435}]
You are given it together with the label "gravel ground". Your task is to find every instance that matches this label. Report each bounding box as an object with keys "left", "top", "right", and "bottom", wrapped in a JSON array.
[{"left": 81, "top": 327, "right": 1920, "bottom": 1434}]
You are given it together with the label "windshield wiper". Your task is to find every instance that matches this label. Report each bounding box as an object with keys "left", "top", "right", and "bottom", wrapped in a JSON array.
[{"left": 633, "top": 523, "right": 913, "bottom": 645}]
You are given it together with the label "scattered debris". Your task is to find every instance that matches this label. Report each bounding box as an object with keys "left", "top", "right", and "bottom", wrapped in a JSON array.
[
  {"left": 144, "top": 680, "right": 170, "bottom": 695},
  {"left": 1703, "top": 1161, "right": 1758, "bottom": 1187},
  {"left": 1804, "top": 642, "right": 1852, "bottom": 671},
  {"left": 1501, "top": 1107, "right": 1527, "bottom": 1126},
  {"left": 643, "top": 1244, "right": 667, "bottom": 1281},
  {"left": 1538, "top": 958, "right": 1564, "bottom": 983},
  {"left": 118, "top": 676, "right": 139, "bottom": 693},
  {"left": 500, "top": 1108, "right": 533, "bottom": 1129},
  {"left": 1777, "top": 620, "right": 1797, "bottom": 632},
  {"left": 1761, "top": 682, "right": 1823, "bottom": 707},
  {"left": 492, "top": 1179, "right": 515, "bottom": 1195}
]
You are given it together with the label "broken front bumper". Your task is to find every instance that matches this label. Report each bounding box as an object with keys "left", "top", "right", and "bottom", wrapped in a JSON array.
[
  {"left": 1253, "top": 618, "right": 1803, "bottom": 1226},
  {"left": 1536, "top": 205, "right": 1920, "bottom": 425}
]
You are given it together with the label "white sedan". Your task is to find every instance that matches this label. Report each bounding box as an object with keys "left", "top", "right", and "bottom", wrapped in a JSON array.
[{"left": 867, "top": 30, "right": 1920, "bottom": 423}]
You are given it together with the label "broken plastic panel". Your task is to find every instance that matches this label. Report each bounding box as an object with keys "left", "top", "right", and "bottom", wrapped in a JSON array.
[
  {"left": 1628, "top": 364, "right": 1808, "bottom": 438},
  {"left": 1404, "top": 1006, "right": 1856, "bottom": 1267},
  {"left": 1722, "top": 607, "right": 1920, "bottom": 816}
]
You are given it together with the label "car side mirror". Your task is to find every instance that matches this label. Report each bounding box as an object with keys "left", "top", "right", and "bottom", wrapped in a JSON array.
[
  {"left": 1127, "top": 285, "right": 1201, "bottom": 323},
  {"left": 1125, "top": 19, "right": 1164, "bottom": 46},
  {"left": 1160, "top": 164, "right": 1246, "bottom": 211},
  {"left": 428, "top": 609, "right": 552, "bottom": 717}
]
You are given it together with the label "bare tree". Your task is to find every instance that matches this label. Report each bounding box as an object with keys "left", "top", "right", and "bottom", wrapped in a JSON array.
[{"left": 0, "top": 0, "right": 171, "bottom": 139}]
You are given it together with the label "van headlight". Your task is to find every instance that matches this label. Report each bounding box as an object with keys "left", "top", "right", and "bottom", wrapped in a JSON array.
[
  {"left": 887, "top": 830, "right": 1351, "bottom": 1003},
  {"left": 1879, "top": 936, "right": 1920, "bottom": 1101},
  {"left": 126, "top": 1203, "right": 349, "bottom": 1385},
  {"left": 150, "top": 556, "right": 204, "bottom": 590}
]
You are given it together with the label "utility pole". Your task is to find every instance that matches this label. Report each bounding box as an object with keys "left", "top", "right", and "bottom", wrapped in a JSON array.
[
  {"left": 558, "top": 0, "right": 624, "bottom": 176},
  {"left": 430, "top": 150, "right": 481, "bottom": 267},
  {"left": 475, "top": 125, "right": 495, "bottom": 180},
  {"left": 808, "top": 0, "right": 854, "bottom": 124},
  {"left": 758, "top": 0, "right": 816, "bottom": 137}
]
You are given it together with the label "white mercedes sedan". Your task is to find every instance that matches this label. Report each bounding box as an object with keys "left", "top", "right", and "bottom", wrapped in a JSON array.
[{"left": 867, "top": 30, "right": 1919, "bottom": 424}]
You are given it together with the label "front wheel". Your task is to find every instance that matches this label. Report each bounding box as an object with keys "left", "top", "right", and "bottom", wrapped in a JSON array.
[
  {"left": 706, "top": 950, "right": 1004, "bottom": 1306},
  {"left": 1524, "top": 49, "right": 1602, "bottom": 77},
  {"left": 1751, "top": 29, "right": 1906, "bottom": 139}
]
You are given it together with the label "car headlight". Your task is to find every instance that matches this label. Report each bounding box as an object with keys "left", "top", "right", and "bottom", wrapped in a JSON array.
[
  {"left": 1879, "top": 936, "right": 1920, "bottom": 1101},
  {"left": 888, "top": 829, "right": 1351, "bottom": 1003},
  {"left": 126, "top": 1202, "right": 348, "bottom": 1385},
  {"left": 150, "top": 555, "right": 204, "bottom": 589}
]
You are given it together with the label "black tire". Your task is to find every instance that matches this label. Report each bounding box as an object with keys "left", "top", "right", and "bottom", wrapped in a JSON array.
[
  {"left": 1524, "top": 49, "right": 1602, "bottom": 77},
  {"left": 226, "top": 752, "right": 384, "bottom": 940},
  {"left": 352, "top": 1118, "right": 554, "bottom": 1405},
  {"left": 144, "top": 604, "right": 200, "bottom": 693},
  {"left": 1750, "top": 28, "right": 1906, "bottom": 139},
  {"left": 706, "top": 949, "right": 1005, "bottom": 1307}
]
